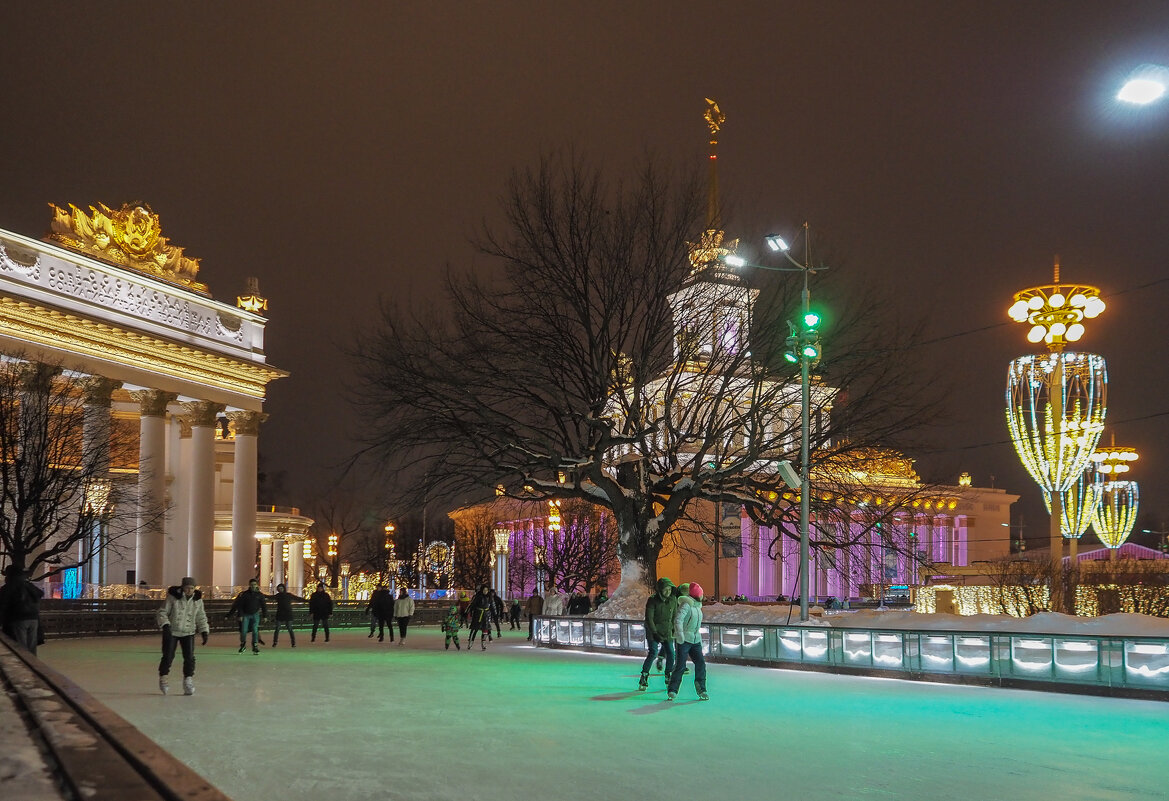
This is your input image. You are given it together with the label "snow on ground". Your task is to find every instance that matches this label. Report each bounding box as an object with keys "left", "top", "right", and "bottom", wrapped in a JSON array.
[
  {"left": 38, "top": 626, "right": 1169, "bottom": 801},
  {"left": 592, "top": 591, "right": 1169, "bottom": 637}
]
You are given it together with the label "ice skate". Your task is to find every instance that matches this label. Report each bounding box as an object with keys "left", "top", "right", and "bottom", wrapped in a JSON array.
[
  {"left": 638, "top": 674, "right": 649, "bottom": 691},
  {"left": 183, "top": 677, "right": 194, "bottom": 696},
  {"left": 368, "top": 631, "right": 374, "bottom": 638},
  {"left": 252, "top": 646, "right": 260, "bottom": 654},
  {"left": 159, "top": 676, "right": 169, "bottom": 695},
  {"left": 667, "top": 692, "right": 676, "bottom": 701},
  {"left": 698, "top": 692, "right": 709, "bottom": 701},
  {"left": 238, "top": 645, "right": 245, "bottom": 653}
]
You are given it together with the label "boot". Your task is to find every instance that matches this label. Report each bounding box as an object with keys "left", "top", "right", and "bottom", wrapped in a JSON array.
[
  {"left": 252, "top": 646, "right": 260, "bottom": 654},
  {"left": 455, "top": 641, "right": 461, "bottom": 651},
  {"left": 159, "top": 675, "right": 169, "bottom": 695},
  {"left": 378, "top": 634, "right": 384, "bottom": 642},
  {"left": 238, "top": 644, "right": 245, "bottom": 654},
  {"left": 638, "top": 674, "right": 649, "bottom": 691},
  {"left": 183, "top": 677, "right": 195, "bottom": 696},
  {"left": 368, "top": 631, "right": 374, "bottom": 638},
  {"left": 698, "top": 691, "right": 709, "bottom": 701},
  {"left": 445, "top": 642, "right": 450, "bottom": 650}
]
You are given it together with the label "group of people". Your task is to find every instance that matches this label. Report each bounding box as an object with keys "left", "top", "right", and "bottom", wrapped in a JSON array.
[
  {"left": 640, "top": 577, "right": 708, "bottom": 702},
  {"left": 364, "top": 585, "right": 416, "bottom": 644}
]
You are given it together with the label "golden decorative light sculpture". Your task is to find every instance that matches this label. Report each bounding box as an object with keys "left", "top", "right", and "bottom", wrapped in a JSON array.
[
  {"left": 1092, "top": 479, "right": 1140, "bottom": 554},
  {"left": 1042, "top": 465, "right": 1103, "bottom": 544},
  {"left": 1005, "top": 259, "right": 1108, "bottom": 560}
]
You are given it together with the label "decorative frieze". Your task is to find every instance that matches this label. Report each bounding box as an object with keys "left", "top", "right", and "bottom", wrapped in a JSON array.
[
  {"left": 183, "top": 400, "right": 225, "bottom": 428},
  {"left": 227, "top": 410, "right": 267, "bottom": 437},
  {"left": 131, "top": 389, "right": 177, "bottom": 418}
]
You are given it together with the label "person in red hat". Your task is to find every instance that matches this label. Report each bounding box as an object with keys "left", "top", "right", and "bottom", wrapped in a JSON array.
[{"left": 667, "top": 582, "right": 708, "bottom": 701}]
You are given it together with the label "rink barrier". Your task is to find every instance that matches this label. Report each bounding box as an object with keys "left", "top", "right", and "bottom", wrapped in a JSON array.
[
  {"left": 532, "top": 616, "right": 1169, "bottom": 701},
  {"left": 0, "top": 632, "right": 234, "bottom": 801}
]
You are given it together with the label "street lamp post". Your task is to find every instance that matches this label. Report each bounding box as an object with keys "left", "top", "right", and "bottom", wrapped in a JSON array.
[
  {"left": 492, "top": 526, "right": 511, "bottom": 597},
  {"left": 726, "top": 224, "right": 823, "bottom": 622}
]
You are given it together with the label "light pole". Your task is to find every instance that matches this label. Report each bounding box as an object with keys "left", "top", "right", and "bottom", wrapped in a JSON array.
[
  {"left": 492, "top": 526, "right": 511, "bottom": 597},
  {"left": 726, "top": 224, "right": 823, "bottom": 622},
  {"left": 1118, "top": 65, "right": 1169, "bottom": 105}
]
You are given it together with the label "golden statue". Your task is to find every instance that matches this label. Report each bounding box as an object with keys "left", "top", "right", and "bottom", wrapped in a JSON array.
[
  {"left": 46, "top": 202, "right": 208, "bottom": 295},
  {"left": 703, "top": 98, "right": 725, "bottom": 137}
]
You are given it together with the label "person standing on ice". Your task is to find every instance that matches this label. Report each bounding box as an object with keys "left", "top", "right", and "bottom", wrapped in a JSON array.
[
  {"left": 309, "top": 581, "right": 333, "bottom": 642},
  {"left": 0, "top": 563, "right": 43, "bottom": 655},
  {"left": 667, "top": 582, "right": 708, "bottom": 701},
  {"left": 525, "top": 589, "right": 543, "bottom": 641},
  {"left": 393, "top": 587, "right": 414, "bottom": 645},
  {"left": 270, "top": 583, "right": 304, "bottom": 647},
  {"left": 508, "top": 598, "right": 522, "bottom": 629},
  {"left": 228, "top": 578, "right": 267, "bottom": 654},
  {"left": 638, "top": 577, "right": 677, "bottom": 691},
  {"left": 488, "top": 588, "right": 504, "bottom": 637},
  {"left": 441, "top": 604, "right": 462, "bottom": 650},
  {"left": 466, "top": 584, "right": 494, "bottom": 649},
  {"left": 156, "top": 577, "right": 209, "bottom": 695},
  {"left": 366, "top": 584, "right": 394, "bottom": 642}
]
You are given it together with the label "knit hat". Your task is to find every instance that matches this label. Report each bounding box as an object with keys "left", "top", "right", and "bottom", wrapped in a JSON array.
[
  {"left": 180, "top": 576, "right": 196, "bottom": 588},
  {"left": 688, "top": 582, "right": 704, "bottom": 600}
]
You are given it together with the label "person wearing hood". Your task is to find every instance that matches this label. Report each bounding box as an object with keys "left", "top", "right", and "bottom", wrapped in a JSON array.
[
  {"left": 638, "top": 576, "right": 678, "bottom": 691},
  {"left": 156, "top": 577, "right": 210, "bottom": 695},
  {"left": 441, "top": 604, "right": 462, "bottom": 650},
  {"left": 366, "top": 584, "right": 394, "bottom": 642},
  {"left": 309, "top": 581, "right": 333, "bottom": 642},
  {"left": 0, "top": 563, "right": 43, "bottom": 655},
  {"left": 270, "top": 583, "right": 305, "bottom": 647},
  {"left": 667, "top": 582, "right": 708, "bottom": 701}
]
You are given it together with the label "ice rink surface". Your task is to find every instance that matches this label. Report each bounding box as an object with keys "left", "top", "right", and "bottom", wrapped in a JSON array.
[{"left": 39, "top": 628, "right": 1169, "bottom": 801}]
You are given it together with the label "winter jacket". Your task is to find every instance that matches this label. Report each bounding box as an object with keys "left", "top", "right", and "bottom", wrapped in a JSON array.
[
  {"left": 644, "top": 579, "right": 678, "bottom": 642},
  {"left": 525, "top": 594, "right": 544, "bottom": 617},
  {"left": 309, "top": 589, "right": 333, "bottom": 618},
  {"left": 467, "top": 592, "right": 494, "bottom": 628},
  {"left": 442, "top": 610, "right": 461, "bottom": 633},
  {"left": 367, "top": 589, "right": 394, "bottom": 618},
  {"left": 228, "top": 588, "right": 267, "bottom": 618},
  {"left": 673, "top": 595, "right": 704, "bottom": 645},
  {"left": 393, "top": 595, "right": 415, "bottom": 618},
  {"left": 0, "top": 577, "right": 43, "bottom": 625},
  {"left": 157, "top": 587, "right": 210, "bottom": 637},
  {"left": 271, "top": 590, "right": 304, "bottom": 621},
  {"left": 490, "top": 592, "right": 504, "bottom": 619}
]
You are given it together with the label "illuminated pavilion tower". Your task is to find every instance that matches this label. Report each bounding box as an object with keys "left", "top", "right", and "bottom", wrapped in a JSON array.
[{"left": 1005, "top": 259, "right": 1108, "bottom": 562}]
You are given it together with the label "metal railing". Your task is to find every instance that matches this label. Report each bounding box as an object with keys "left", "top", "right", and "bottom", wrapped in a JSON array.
[{"left": 532, "top": 616, "right": 1169, "bottom": 699}]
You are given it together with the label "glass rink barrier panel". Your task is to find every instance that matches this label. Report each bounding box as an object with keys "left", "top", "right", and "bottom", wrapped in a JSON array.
[{"left": 531, "top": 618, "right": 1169, "bottom": 694}]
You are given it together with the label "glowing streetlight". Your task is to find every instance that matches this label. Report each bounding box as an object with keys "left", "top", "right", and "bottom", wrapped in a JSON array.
[{"left": 1118, "top": 65, "right": 1169, "bottom": 105}]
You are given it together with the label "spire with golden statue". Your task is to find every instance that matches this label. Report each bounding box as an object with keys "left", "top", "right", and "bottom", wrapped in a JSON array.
[{"left": 685, "top": 98, "right": 739, "bottom": 278}]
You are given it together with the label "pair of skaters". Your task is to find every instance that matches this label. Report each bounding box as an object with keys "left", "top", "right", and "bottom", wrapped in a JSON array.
[{"left": 640, "top": 578, "right": 708, "bottom": 701}]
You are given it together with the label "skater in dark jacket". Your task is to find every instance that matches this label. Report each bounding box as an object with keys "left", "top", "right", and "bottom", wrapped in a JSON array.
[
  {"left": 489, "top": 588, "right": 504, "bottom": 637},
  {"left": 309, "top": 582, "right": 333, "bottom": 642},
  {"left": 508, "top": 598, "right": 522, "bottom": 629},
  {"left": 365, "top": 585, "right": 394, "bottom": 641},
  {"left": 638, "top": 577, "right": 678, "bottom": 690},
  {"left": 466, "top": 585, "right": 494, "bottom": 650},
  {"left": 270, "top": 583, "right": 304, "bottom": 647},
  {"left": 0, "top": 563, "right": 43, "bottom": 655},
  {"left": 227, "top": 578, "right": 267, "bottom": 654},
  {"left": 525, "top": 590, "right": 543, "bottom": 641}
]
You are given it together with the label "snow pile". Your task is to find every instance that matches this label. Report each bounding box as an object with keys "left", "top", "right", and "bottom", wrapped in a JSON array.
[{"left": 585, "top": 597, "right": 1169, "bottom": 636}]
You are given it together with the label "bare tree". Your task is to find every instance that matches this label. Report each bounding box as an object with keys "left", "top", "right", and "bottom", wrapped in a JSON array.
[
  {"left": 354, "top": 153, "right": 944, "bottom": 598},
  {"left": 0, "top": 357, "right": 146, "bottom": 580},
  {"left": 306, "top": 481, "right": 388, "bottom": 588},
  {"left": 449, "top": 506, "right": 497, "bottom": 589}
]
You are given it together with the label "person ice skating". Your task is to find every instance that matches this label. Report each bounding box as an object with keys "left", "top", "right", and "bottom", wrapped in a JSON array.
[
  {"left": 309, "top": 582, "right": 333, "bottom": 642},
  {"left": 456, "top": 590, "right": 471, "bottom": 626},
  {"left": 508, "top": 598, "right": 521, "bottom": 629},
  {"left": 525, "top": 589, "right": 543, "bottom": 641},
  {"left": 156, "top": 577, "right": 209, "bottom": 695},
  {"left": 366, "top": 584, "right": 394, "bottom": 641},
  {"left": 467, "top": 584, "right": 494, "bottom": 649},
  {"left": 489, "top": 588, "right": 504, "bottom": 637},
  {"left": 0, "top": 563, "right": 43, "bottom": 655},
  {"left": 638, "top": 577, "right": 678, "bottom": 691},
  {"left": 228, "top": 578, "right": 267, "bottom": 653},
  {"left": 667, "top": 582, "right": 708, "bottom": 701},
  {"left": 393, "top": 587, "right": 414, "bottom": 645},
  {"left": 442, "top": 604, "right": 462, "bottom": 650},
  {"left": 270, "top": 583, "right": 304, "bottom": 647}
]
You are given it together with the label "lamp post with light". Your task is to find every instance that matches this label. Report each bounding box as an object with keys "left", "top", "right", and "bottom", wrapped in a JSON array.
[
  {"left": 725, "top": 224, "right": 823, "bottom": 622},
  {"left": 492, "top": 526, "right": 511, "bottom": 597}
]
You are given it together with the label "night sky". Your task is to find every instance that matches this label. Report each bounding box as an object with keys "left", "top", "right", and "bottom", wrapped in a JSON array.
[{"left": 3, "top": 3, "right": 1169, "bottom": 547}]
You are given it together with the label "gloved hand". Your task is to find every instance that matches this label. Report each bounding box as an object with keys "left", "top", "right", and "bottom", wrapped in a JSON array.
[
  {"left": 200, "top": 631, "right": 209, "bottom": 646},
  {"left": 161, "top": 624, "right": 171, "bottom": 639}
]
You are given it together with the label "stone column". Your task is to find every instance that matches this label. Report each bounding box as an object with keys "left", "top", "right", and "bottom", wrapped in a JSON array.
[
  {"left": 259, "top": 540, "right": 273, "bottom": 591},
  {"left": 288, "top": 538, "right": 304, "bottom": 596},
  {"left": 80, "top": 377, "right": 121, "bottom": 588},
  {"left": 272, "top": 537, "right": 286, "bottom": 589},
  {"left": 184, "top": 401, "right": 223, "bottom": 590},
  {"left": 164, "top": 418, "right": 193, "bottom": 581},
  {"left": 227, "top": 411, "right": 265, "bottom": 588},
  {"left": 131, "top": 390, "right": 176, "bottom": 587}
]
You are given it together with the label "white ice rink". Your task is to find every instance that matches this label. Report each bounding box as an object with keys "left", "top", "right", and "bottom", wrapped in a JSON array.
[{"left": 38, "top": 627, "right": 1169, "bottom": 801}]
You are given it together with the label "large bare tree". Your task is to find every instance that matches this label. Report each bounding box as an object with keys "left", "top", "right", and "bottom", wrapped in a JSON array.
[
  {"left": 0, "top": 357, "right": 143, "bottom": 579},
  {"left": 354, "top": 154, "right": 945, "bottom": 599}
]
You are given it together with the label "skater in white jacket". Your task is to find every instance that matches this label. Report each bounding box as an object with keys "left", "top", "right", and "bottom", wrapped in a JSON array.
[
  {"left": 156, "top": 577, "right": 210, "bottom": 696},
  {"left": 667, "top": 582, "right": 708, "bottom": 701}
]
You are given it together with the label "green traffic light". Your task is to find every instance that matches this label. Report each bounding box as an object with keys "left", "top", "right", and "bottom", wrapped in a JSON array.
[
  {"left": 801, "top": 343, "right": 819, "bottom": 359},
  {"left": 803, "top": 311, "right": 820, "bottom": 329},
  {"left": 783, "top": 351, "right": 799, "bottom": 363}
]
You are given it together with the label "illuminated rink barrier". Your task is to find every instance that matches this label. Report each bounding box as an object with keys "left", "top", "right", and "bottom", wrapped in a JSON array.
[{"left": 533, "top": 617, "right": 1169, "bottom": 699}]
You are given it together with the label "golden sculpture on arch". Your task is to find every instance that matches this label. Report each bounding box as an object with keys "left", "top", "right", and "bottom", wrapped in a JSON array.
[{"left": 46, "top": 202, "right": 209, "bottom": 295}]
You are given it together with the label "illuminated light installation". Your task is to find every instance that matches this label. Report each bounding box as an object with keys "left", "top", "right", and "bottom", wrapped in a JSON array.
[
  {"left": 1041, "top": 464, "right": 1103, "bottom": 550},
  {"left": 1092, "top": 481, "right": 1139, "bottom": 551},
  {"left": 1005, "top": 259, "right": 1108, "bottom": 563}
]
